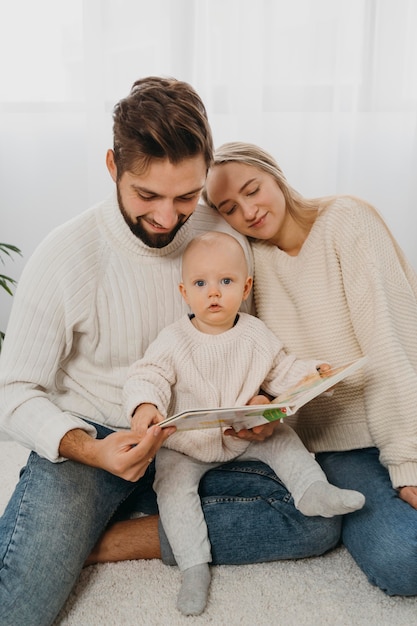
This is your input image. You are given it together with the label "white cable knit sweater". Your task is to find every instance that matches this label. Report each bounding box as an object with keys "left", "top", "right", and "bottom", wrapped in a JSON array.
[
  {"left": 124, "top": 312, "right": 320, "bottom": 463},
  {"left": 0, "top": 193, "right": 252, "bottom": 462},
  {"left": 252, "top": 196, "right": 417, "bottom": 488}
]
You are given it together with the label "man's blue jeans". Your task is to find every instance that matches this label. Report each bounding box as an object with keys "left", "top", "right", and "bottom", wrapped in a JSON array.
[
  {"left": 1, "top": 424, "right": 415, "bottom": 626},
  {"left": 0, "top": 422, "right": 339, "bottom": 626}
]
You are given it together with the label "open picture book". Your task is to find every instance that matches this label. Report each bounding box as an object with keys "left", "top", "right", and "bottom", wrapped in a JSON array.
[{"left": 159, "top": 355, "right": 367, "bottom": 432}]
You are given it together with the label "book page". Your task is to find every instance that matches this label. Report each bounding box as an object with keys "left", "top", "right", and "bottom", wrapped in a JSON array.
[{"left": 159, "top": 356, "right": 367, "bottom": 431}]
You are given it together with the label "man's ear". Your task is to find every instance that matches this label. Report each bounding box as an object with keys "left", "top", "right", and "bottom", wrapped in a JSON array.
[
  {"left": 242, "top": 276, "right": 253, "bottom": 301},
  {"left": 179, "top": 282, "right": 189, "bottom": 304},
  {"left": 106, "top": 149, "right": 118, "bottom": 182}
]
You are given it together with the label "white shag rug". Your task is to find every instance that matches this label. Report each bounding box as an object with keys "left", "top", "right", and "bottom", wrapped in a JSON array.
[{"left": 2, "top": 440, "right": 417, "bottom": 626}]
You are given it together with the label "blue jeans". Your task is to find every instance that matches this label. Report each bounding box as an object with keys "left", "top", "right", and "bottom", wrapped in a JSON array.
[
  {"left": 317, "top": 447, "right": 417, "bottom": 596},
  {"left": 0, "top": 423, "right": 339, "bottom": 626}
]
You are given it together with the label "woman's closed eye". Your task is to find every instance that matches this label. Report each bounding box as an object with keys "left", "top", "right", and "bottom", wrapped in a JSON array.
[
  {"left": 224, "top": 204, "right": 237, "bottom": 216},
  {"left": 222, "top": 187, "right": 260, "bottom": 215}
]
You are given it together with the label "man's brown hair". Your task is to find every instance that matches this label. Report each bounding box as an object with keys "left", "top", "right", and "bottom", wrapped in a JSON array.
[{"left": 112, "top": 76, "right": 213, "bottom": 178}]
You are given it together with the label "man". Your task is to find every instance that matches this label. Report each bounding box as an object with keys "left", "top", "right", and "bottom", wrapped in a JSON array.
[{"left": 0, "top": 77, "right": 339, "bottom": 626}]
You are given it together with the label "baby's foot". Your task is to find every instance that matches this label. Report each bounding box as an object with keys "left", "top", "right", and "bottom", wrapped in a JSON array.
[
  {"left": 297, "top": 481, "right": 365, "bottom": 517},
  {"left": 177, "top": 563, "right": 211, "bottom": 616}
]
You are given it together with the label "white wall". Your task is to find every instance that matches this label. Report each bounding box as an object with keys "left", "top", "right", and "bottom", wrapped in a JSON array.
[
  {"left": 1, "top": 108, "right": 417, "bottom": 337},
  {"left": 1, "top": 0, "right": 417, "bottom": 337},
  {"left": 0, "top": 108, "right": 113, "bottom": 334}
]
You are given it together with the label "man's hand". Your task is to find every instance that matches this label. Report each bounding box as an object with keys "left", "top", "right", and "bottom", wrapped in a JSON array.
[
  {"left": 131, "top": 403, "right": 164, "bottom": 436},
  {"left": 223, "top": 394, "right": 277, "bottom": 442},
  {"left": 94, "top": 426, "right": 170, "bottom": 481},
  {"left": 399, "top": 486, "right": 417, "bottom": 509},
  {"left": 59, "top": 425, "right": 175, "bottom": 482}
]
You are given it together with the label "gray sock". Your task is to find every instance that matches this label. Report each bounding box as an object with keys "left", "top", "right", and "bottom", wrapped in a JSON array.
[
  {"left": 297, "top": 481, "right": 365, "bottom": 517},
  {"left": 177, "top": 563, "right": 211, "bottom": 616}
]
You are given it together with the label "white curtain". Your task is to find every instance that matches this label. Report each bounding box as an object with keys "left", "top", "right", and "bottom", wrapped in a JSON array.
[{"left": 1, "top": 0, "right": 417, "bottom": 330}]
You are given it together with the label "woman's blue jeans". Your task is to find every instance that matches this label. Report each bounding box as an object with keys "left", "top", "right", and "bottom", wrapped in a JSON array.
[
  {"left": 317, "top": 447, "right": 417, "bottom": 596},
  {"left": 0, "top": 422, "right": 338, "bottom": 626}
]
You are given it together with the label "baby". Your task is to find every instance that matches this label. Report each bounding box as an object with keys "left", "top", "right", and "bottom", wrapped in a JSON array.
[{"left": 124, "top": 232, "right": 365, "bottom": 616}]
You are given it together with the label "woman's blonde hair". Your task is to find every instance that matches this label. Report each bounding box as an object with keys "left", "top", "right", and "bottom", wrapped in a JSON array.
[
  {"left": 202, "top": 141, "right": 333, "bottom": 230},
  {"left": 203, "top": 141, "right": 404, "bottom": 257}
]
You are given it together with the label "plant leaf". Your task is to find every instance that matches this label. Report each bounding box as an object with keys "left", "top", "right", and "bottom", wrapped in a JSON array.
[
  {"left": 0, "top": 243, "right": 22, "bottom": 264},
  {"left": 0, "top": 274, "right": 17, "bottom": 295}
]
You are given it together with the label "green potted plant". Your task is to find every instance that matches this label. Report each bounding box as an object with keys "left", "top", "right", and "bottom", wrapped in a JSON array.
[{"left": 0, "top": 243, "right": 22, "bottom": 351}]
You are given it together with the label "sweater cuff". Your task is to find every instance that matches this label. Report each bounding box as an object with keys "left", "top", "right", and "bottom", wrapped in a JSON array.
[
  {"left": 36, "top": 413, "right": 97, "bottom": 463},
  {"left": 388, "top": 462, "right": 417, "bottom": 489}
]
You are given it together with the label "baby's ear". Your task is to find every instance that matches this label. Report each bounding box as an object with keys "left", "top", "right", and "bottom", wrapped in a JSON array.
[
  {"left": 242, "top": 276, "right": 253, "bottom": 300},
  {"left": 179, "top": 282, "right": 188, "bottom": 303}
]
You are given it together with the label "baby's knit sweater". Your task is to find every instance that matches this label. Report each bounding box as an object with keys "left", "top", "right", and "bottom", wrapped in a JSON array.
[
  {"left": 252, "top": 196, "right": 417, "bottom": 488},
  {"left": 124, "top": 313, "right": 320, "bottom": 462},
  {"left": 0, "top": 193, "right": 251, "bottom": 461}
]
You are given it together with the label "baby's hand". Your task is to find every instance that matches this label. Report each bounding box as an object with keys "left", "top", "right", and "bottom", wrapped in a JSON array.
[{"left": 131, "top": 403, "right": 164, "bottom": 436}]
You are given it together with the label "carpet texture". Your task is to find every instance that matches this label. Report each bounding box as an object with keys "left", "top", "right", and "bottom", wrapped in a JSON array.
[{"left": 1, "top": 440, "right": 417, "bottom": 626}]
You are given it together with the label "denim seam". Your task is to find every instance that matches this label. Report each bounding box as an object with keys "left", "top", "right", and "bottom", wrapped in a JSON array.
[
  {"left": 202, "top": 493, "right": 293, "bottom": 505},
  {"left": 215, "top": 465, "right": 286, "bottom": 484},
  {"left": 0, "top": 458, "right": 33, "bottom": 616},
  {"left": 203, "top": 495, "right": 263, "bottom": 504},
  {"left": 2, "top": 462, "right": 32, "bottom": 568}
]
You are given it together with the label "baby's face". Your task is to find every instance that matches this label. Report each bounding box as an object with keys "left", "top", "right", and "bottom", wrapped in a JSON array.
[{"left": 179, "top": 237, "right": 252, "bottom": 335}]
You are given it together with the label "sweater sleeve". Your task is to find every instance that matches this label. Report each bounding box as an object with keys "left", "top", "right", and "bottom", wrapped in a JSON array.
[
  {"left": 0, "top": 229, "right": 97, "bottom": 461},
  {"left": 335, "top": 200, "right": 417, "bottom": 487},
  {"left": 123, "top": 326, "right": 178, "bottom": 421},
  {"left": 256, "top": 328, "right": 321, "bottom": 398}
]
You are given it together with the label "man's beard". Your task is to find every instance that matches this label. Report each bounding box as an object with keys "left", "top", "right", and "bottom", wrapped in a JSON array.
[{"left": 117, "top": 188, "right": 190, "bottom": 249}]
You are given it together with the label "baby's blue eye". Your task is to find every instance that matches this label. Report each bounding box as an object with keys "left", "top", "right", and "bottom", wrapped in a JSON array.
[
  {"left": 221, "top": 278, "right": 232, "bottom": 285},
  {"left": 195, "top": 280, "right": 205, "bottom": 287}
]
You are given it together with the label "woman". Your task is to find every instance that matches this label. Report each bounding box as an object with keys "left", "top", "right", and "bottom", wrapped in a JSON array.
[{"left": 203, "top": 142, "right": 417, "bottom": 596}]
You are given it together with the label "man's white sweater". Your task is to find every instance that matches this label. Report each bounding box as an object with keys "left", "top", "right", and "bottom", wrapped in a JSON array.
[
  {"left": 0, "top": 193, "right": 251, "bottom": 461},
  {"left": 252, "top": 196, "right": 417, "bottom": 488}
]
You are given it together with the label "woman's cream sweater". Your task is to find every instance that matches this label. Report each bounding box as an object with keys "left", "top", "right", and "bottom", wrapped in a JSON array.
[{"left": 252, "top": 196, "right": 417, "bottom": 488}]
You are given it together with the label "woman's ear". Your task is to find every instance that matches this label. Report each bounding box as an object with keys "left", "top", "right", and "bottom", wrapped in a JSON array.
[{"left": 106, "top": 149, "right": 118, "bottom": 182}]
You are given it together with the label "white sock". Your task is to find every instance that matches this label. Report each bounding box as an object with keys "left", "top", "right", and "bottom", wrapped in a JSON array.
[
  {"left": 177, "top": 563, "right": 211, "bottom": 616},
  {"left": 297, "top": 481, "right": 365, "bottom": 517}
]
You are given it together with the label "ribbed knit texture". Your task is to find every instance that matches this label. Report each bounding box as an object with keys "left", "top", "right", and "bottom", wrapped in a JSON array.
[
  {"left": 0, "top": 193, "right": 251, "bottom": 461},
  {"left": 252, "top": 196, "right": 417, "bottom": 487},
  {"left": 124, "top": 312, "right": 320, "bottom": 462}
]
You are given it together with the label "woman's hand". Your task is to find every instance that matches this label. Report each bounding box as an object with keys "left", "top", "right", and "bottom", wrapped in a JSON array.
[
  {"left": 399, "top": 486, "right": 417, "bottom": 509},
  {"left": 316, "top": 363, "right": 332, "bottom": 376},
  {"left": 223, "top": 394, "right": 277, "bottom": 442},
  {"left": 224, "top": 421, "right": 278, "bottom": 441}
]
